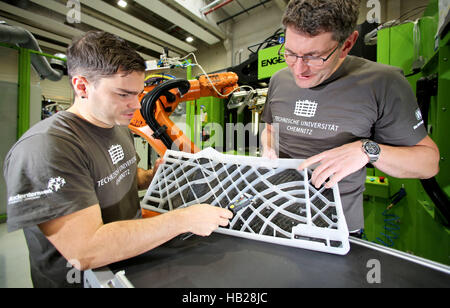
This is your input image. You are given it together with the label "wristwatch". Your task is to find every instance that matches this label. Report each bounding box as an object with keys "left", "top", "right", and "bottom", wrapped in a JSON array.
[{"left": 361, "top": 139, "right": 381, "bottom": 163}]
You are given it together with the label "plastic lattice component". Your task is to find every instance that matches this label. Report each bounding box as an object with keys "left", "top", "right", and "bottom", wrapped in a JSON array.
[{"left": 142, "top": 148, "right": 350, "bottom": 255}]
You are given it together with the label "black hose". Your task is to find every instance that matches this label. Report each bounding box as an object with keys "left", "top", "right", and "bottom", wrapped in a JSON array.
[
  {"left": 416, "top": 75, "right": 450, "bottom": 227},
  {"left": 421, "top": 178, "right": 450, "bottom": 227},
  {"left": 0, "top": 23, "right": 64, "bottom": 81},
  {"left": 140, "top": 79, "right": 190, "bottom": 150},
  {"left": 247, "top": 28, "right": 284, "bottom": 55}
]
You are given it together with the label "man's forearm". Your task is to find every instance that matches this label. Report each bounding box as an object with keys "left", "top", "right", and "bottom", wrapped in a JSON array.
[
  {"left": 43, "top": 203, "right": 232, "bottom": 271},
  {"left": 260, "top": 127, "right": 271, "bottom": 150},
  {"left": 374, "top": 142, "right": 440, "bottom": 179},
  {"left": 298, "top": 136, "right": 440, "bottom": 189},
  {"left": 81, "top": 210, "right": 187, "bottom": 270},
  {"left": 261, "top": 125, "right": 281, "bottom": 159},
  {"left": 261, "top": 125, "right": 278, "bottom": 152}
]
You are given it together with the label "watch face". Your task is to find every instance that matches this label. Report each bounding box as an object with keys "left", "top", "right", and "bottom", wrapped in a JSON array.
[{"left": 365, "top": 142, "right": 380, "bottom": 155}]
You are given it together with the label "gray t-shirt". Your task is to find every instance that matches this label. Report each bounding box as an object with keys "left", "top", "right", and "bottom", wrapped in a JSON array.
[
  {"left": 262, "top": 56, "right": 427, "bottom": 231},
  {"left": 4, "top": 111, "right": 140, "bottom": 287}
]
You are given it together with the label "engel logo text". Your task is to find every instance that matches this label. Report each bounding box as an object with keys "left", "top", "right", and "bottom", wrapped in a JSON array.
[{"left": 261, "top": 56, "right": 285, "bottom": 67}]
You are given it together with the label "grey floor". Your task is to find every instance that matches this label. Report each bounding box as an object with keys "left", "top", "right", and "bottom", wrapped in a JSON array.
[{"left": 0, "top": 223, "right": 33, "bottom": 288}]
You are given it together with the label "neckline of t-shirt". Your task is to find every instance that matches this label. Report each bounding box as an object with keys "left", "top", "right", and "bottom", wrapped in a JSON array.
[
  {"left": 58, "top": 111, "right": 118, "bottom": 134},
  {"left": 309, "top": 56, "right": 352, "bottom": 90}
]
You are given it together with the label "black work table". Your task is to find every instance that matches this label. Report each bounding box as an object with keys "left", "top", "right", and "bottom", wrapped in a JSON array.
[{"left": 104, "top": 233, "right": 450, "bottom": 288}]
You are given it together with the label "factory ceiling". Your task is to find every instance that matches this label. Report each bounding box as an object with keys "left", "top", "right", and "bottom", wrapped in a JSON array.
[{"left": 0, "top": 0, "right": 285, "bottom": 60}]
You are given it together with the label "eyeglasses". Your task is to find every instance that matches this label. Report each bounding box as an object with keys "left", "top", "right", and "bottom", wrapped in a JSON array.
[{"left": 278, "top": 43, "right": 340, "bottom": 67}]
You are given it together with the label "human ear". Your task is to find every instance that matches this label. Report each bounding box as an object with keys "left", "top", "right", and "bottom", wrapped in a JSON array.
[
  {"left": 340, "top": 31, "right": 359, "bottom": 58},
  {"left": 72, "top": 76, "right": 89, "bottom": 99}
]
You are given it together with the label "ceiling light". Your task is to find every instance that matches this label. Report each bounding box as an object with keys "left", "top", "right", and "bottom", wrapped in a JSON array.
[
  {"left": 117, "top": 0, "right": 127, "bottom": 8},
  {"left": 186, "top": 36, "right": 194, "bottom": 43}
]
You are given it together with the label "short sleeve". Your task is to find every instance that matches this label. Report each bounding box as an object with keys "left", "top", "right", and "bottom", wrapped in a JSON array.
[
  {"left": 4, "top": 134, "right": 99, "bottom": 232},
  {"left": 129, "top": 130, "right": 141, "bottom": 165},
  {"left": 373, "top": 71, "right": 427, "bottom": 146},
  {"left": 261, "top": 79, "right": 274, "bottom": 124}
]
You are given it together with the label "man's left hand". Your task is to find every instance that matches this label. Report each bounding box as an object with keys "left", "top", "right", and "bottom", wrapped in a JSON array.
[
  {"left": 298, "top": 141, "right": 369, "bottom": 189},
  {"left": 153, "top": 158, "right": 163, "bottom": 174},
  {"left": 137, "top": 158, "right": 164, "bottom": 190}
]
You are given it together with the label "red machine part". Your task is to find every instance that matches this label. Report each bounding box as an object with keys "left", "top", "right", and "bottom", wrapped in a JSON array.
[{"left": 128, "top": 72, "right": 239, "bottom": 157}]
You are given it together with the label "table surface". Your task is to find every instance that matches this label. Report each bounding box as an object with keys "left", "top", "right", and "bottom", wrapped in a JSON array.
[{"left": 108, "top": 233, "right": 450, "bottom": 288}]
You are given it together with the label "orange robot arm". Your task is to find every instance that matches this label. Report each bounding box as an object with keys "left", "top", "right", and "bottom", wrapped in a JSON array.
[{"left": 129, "top": 72, "right": 239, "bottom": 157}]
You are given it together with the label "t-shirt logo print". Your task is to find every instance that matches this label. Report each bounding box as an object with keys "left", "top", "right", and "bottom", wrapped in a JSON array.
[
  {"left": 294, "top": 100, "right": 318, "bottom": 118},
  {"left": 415, "top": 108, "right": 423, "bottom": 121},
  {"left": 48, "top": 177, "right": 66, "bottom": 192},
  {"left": 108, "top": 144, "right": 125, "bottom": 165}
]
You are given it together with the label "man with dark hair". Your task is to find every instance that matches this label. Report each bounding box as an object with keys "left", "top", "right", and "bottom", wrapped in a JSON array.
[
  {"left": 261, "top": 0, "right": 440, "bottom": 234},
  {"left": 4, "top": 31, "right": 232, "bottom": 288}
]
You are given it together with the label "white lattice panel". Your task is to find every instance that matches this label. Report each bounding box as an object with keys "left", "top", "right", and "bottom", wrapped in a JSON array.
[{"left": 142, "top": 148, "right": 350, "bottom": 255}]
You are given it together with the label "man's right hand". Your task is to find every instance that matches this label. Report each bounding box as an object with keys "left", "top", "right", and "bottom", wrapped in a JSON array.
[
  {"left": 261, "top": 124, "right": 278, "bottom": 160},
  {"left": 262, "top": 148, "right": 278, "bottom": 160},
  {"left": 177, "top": 204, "right": 233, "bottom": 237}
]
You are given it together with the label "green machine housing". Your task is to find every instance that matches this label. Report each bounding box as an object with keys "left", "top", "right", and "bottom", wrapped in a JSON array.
[
  {"left": 366, "top": 0, "right": 450, "bottom": 265},
  {"left": 186, "top": 96, "right": 225, "bottom": 151},
  {"left": 258, "top": 44, "right": 287, "bottom": 80}
]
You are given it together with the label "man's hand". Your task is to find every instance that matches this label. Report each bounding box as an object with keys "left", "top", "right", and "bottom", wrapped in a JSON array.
[
  {"left": 137, "top": 158, "right": 164, "bottom": 190},
  {"left": 177, "top": 204, "right": 233, "bottom": 237},
  {"left": 262, "top": 147, "right": 278, "bottom": 160},
  {"left": 153, "top": 158, "right": 163, "bottom": 174},
  {"left": 298, "top": 141, "right": 369, "bottom": 189}
]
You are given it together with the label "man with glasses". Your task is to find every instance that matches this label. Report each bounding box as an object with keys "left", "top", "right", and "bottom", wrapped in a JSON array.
[{"left": 261, "top": 0, "right": 439, "bottom": 235}]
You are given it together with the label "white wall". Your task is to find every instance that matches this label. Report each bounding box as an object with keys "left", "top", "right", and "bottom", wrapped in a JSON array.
[
  {"left": 192, "top": 2, "right": 284, "bottom": 75},
  {"left": 193, "top": 41, "right": 231, "bottom": 75},
  {"left": 230, "top": 3, "right": 284, "bottom": 66}
]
